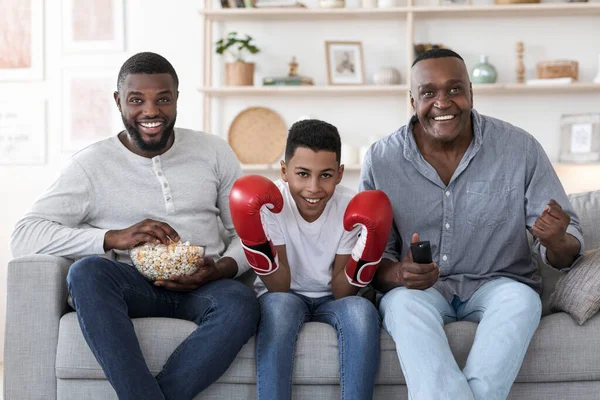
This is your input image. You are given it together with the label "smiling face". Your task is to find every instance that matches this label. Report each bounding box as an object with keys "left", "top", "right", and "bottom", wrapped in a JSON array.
[
  {"left": 114, "top": 73, "right": 178, "bottom": 158},
  {"left": 410, "top": 57, "right": 473, "bottom": 144},
  {"left": 281, "top": 147, "right": 344, "bottom": 223}
]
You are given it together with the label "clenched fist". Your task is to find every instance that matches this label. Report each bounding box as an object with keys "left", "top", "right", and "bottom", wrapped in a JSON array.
[
  {"left": 103, "top": 219, "right": 180, "bottom": 251},
  {"left": 531, "top": 199, "right": 570, "bottom": 250}
]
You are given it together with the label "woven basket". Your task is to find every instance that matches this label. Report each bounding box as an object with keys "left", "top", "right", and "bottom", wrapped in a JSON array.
[
  {"left": 536, "top": 60, "right": 579, "bottom": 80},
  {"left": 228, "top": 107, "right": 287, "bottom": 164}
]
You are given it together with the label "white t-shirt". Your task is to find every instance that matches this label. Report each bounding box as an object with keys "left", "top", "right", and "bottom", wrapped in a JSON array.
[{"left": 254, "top": 179, "right": 359, "bottom": 298}]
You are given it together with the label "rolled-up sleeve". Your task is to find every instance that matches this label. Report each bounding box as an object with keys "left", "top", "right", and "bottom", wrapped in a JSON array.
[{"left": 525, "top": 137, "right": 584, "bottom": 268}]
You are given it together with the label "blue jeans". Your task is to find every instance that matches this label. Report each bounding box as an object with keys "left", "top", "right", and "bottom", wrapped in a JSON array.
[
  {"left": 66, "top": 256, "right": 260, "bottom": 400},
  {"left": 380, "top": 277, "right": 542, "bottom": 400},
  {"left": 256, "top": 291, "right": 381, "bottom": 400}
]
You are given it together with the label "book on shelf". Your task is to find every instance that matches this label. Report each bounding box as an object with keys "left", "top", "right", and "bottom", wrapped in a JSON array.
[
  {"left": 263, "top": 76, "right": 314, "bottom": 86},
  {"left": 220, "top": 0, "right": 253, "bottom": 8},
  {"left": 255, "top": 0, "right": 305, "bottom": 7},
  {"left": 526, "top": 77, "right": 574, "bottom": 86}
]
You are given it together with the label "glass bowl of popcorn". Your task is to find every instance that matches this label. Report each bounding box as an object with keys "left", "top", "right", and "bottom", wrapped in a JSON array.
[{"left": 130, "top": 241, "right": 205, "bottom": 281}]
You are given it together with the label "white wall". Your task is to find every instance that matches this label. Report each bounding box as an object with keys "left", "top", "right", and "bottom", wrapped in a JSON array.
[{"left": 1, "top": 0, "right": 599, "bottom": 363}]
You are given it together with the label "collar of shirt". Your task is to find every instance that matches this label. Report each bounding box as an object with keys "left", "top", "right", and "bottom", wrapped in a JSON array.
[{"left": 401, "top": 109, "right": 485, "bottom": 189}]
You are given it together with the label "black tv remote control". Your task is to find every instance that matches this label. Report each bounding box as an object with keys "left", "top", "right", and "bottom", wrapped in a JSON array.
[{"left": 411, "top": 241, "right": 432, "bottom": 264}]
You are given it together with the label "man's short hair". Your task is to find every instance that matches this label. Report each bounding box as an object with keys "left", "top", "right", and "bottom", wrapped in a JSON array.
[
  {"left": 412, "top": 48, "right": 464, "bottom": 68},
  {"left": 285, "top": 119, "right": 341, "bottom": 164},
  {"left": 117, "top": 52, "right": 179, "bottom": 92}
]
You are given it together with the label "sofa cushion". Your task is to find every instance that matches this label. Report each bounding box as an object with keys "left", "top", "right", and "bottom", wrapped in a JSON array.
[
  {"left": 568, "top": 189, "right": 600, "bottom": 251},
  {"left": 550, "top": 248, "right": 600, "bottom": 325},
  {"left": 56, "top": 314, "right": 198, "bottom": 379},
  {"left": 536, "top": 189, "right": 600, "bottom": 316},
  {"left": 57, "top": 310, "right": 600, "bottom": 385}
]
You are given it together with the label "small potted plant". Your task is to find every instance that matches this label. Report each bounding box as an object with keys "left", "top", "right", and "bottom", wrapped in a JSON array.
[{"left": 215, "top": 32, "right": 260, "bottom": 86}]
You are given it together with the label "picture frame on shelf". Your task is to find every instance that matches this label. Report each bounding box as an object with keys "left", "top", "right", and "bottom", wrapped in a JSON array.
[
  {"left": 0, "top": 0, "right": 44, "bottom": 81},
  {"left": 325, "top": 41, "right": 365, "bottom": 85},
  {"left": 62, "top": 67, "right": 122, "bottom": 153},
  {"left": 0, "top": 101, "right": 46, "bottom": 165},
  {"left": 62, "top": 0, "right": 125, "bottom": 53},
  {"left": 559, "top": 113, "right": 600, "bottom": 164}
]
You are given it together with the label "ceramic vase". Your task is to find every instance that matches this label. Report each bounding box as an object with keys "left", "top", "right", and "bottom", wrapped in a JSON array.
[
  {"left": 373, "top": 67, "right": 401, "bottom": 85},
  {"left": 225, "top": 62, "right": 255, "bottom": 86},
  {"left": 471, "top": 55, "right": 498, "bottom": 84},
  {"left": 377, "top": 0, "right": 397, "bottom": 7}
]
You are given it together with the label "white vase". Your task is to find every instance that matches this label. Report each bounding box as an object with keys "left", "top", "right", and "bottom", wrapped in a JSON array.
[
  {"left": 594, "top": 54, "right": 600, "bottom": 84},
  {"left": 377, "top": 0, "right": 397, "bottom": 7},
  {"left": 373, "top": 67, "right": 401, "bottom": 85}
]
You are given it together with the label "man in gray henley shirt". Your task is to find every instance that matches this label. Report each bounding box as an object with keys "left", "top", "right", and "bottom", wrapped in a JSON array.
[{"left": 10, "top": 52, "right": 260, "bottom": 400}]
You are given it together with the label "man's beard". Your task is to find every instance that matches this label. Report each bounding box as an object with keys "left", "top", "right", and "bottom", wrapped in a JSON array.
[{"left": 121, "top": 115, "right": 177, "bottom": 153}]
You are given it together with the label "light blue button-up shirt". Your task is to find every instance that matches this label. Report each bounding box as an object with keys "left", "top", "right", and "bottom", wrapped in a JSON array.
[{"left": 360, "top": 109, "right": 584, "bottom": 301}]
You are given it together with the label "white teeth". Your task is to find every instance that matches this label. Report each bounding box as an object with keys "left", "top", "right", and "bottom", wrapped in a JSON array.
[
  {"left": 434, "top": 115, "right": 454, "bottom": 121},
  {"left": 305, "top": 198, "right": 320, "bottom": 204},
  {"left": 140, "top": 122, "right": 162, "bottom": 128}
]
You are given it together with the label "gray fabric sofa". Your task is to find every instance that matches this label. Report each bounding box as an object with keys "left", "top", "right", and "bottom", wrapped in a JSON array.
[{"left": 5, "top": 189, "right": 600, "bottom": 400}]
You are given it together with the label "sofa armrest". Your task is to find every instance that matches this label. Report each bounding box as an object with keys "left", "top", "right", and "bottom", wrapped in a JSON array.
[{"left": 4, "top": 255, "right": 73, "bottom": 400}]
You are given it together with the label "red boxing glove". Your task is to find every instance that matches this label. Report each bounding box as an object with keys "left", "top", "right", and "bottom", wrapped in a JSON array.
[
  {"left": 229, "top": 175, "right": 284, "bottom": 275},
  {"left": 343, "top": 190, "right": 393, "bottom": 287}
]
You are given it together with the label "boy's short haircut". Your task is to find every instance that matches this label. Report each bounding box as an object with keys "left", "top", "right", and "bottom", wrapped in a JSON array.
[{"left": 284, "top": 119, "right": 342, "bottom": 164}]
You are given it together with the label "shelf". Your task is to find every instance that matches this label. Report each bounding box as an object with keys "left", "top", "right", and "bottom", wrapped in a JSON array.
[
  {"left": 199, "top": 85, "right": 409, "bottom": 97},
  {"left": 472, "top": 83, "right": 600, "bottom": 94},
  {"left": 413, "top": 3, "right": 600, "bottom": 18},
  {"left": 242, "top": 163, "right": 600, "bottom": 174},
  {"left": 201, "top": 7, "right": 409, "bottom": 21},
  {"left": 242, "top": 164, "right": 363, "bottom": 172},
  {"left": 199, "top": 83, "right": 600, "bottom": 97},
  {"left": 202, "top": 3, "right": 600, "bottom": 21}
]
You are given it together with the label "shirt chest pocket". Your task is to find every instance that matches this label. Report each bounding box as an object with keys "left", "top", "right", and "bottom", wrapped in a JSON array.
[{"left": 467, "top": 181, "right": 513, "bottom": 227}]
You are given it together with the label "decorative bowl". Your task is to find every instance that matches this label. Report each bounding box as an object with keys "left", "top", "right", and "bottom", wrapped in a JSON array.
[{"left": 130, "top": 241, "right": 205, "bottom": 281}]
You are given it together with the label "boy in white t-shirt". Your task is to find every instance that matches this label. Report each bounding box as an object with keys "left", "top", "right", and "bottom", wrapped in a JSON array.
[{"left": 229, "top": 120, "right": 393, "bottom": 400}]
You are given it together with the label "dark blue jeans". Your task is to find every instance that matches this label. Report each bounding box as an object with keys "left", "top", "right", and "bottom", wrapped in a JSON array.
[
  {"left": 256, "top": 291, "right": 381, "bottom": 400},
  {"left": 66, "top": 256, "right": 260, "bottom": 400}
]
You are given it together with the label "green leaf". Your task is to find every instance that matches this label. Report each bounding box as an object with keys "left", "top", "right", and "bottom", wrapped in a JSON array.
[{"left": 215, "top": 31, "right": 259, "bottom": 57}]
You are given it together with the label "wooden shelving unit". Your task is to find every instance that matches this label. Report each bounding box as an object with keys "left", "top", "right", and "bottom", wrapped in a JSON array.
[{"left": 200, "top": 1, "right": 600, "bottom": 162}]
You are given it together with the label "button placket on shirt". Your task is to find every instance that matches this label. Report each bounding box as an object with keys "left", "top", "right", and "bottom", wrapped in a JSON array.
[
  {"left": 440, "top": 188, "right": 453, "bottom": 268},
  {"left": 152, "top": 156, "right": 175, "bottom": 213}
]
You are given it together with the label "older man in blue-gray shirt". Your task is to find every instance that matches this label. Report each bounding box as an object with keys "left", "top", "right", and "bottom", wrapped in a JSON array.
[{"left": 360, "top": 48, "right": 583, "bottom": 400}]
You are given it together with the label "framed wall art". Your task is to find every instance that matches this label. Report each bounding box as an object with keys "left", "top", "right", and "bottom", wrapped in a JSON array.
[
  {"left": 62, "top": 67, "right": 122, "bottom": 152},
  {"left": 559, "top": 113, "right": 600, "bottom": 163},
  {"left": 325, "top": 41, "right": 365, "bottom": 85},
  {"left": 62, "top": 0, "right": 125, "bottom": 53},
  {"left": 0, "top": 101, "right": 46, "bottom": 165},
  {"left": 0, "top": 0, "right": 44, "bottom": 81}
]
